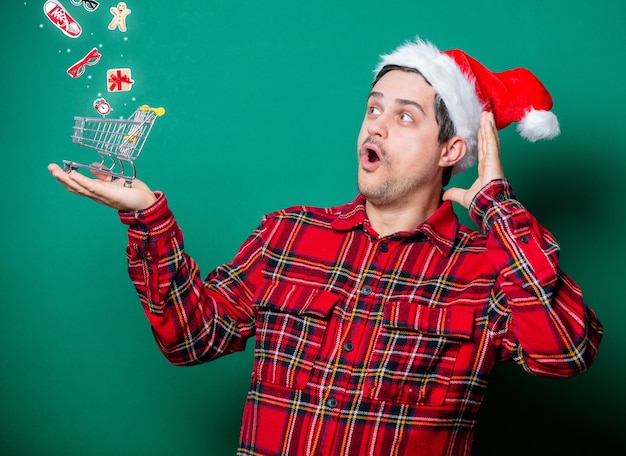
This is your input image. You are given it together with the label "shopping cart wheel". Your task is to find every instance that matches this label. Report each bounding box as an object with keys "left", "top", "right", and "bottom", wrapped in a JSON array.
[{"left": 63, "top": 160, "right": 78, "bottom": 173}]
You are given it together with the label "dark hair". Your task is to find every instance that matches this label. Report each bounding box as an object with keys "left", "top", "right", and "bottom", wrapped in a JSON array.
[{"left": 373, "top": 65, "right": 456, "bottom": 186}]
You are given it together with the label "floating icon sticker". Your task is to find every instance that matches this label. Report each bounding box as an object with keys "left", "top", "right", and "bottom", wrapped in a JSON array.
[
  {"left": 67, "top": 48, "right": 101, "bottom": 78},
  {"left": 93, "top": 98, "right": 111, "bottom": 116},
  {"left": 108, "top": 2, "right": 132, "bottom": 32},
  {"left": 70, "top": 0, "right": 99, "bottom": 12},
  {"left": 107, "top": 68, "right": 134, "bottom": 92},
  {"left": 44, "top": 0, "right": 82, "bottom": 38}
]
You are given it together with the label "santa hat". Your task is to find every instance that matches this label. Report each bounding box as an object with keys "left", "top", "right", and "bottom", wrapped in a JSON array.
[{"left": 374, "top": 38, "right": 560, "bottom": 175}]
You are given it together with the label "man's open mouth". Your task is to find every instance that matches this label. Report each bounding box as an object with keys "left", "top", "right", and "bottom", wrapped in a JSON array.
[
  {"left": 362, "top": 141, "right": 382, "bottom": 163},
  {"left": 366, "top": 146, "right": 380, "bottom": 163}
]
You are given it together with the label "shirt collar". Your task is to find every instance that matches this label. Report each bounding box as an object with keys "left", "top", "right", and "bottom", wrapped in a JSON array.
[
  {"left": 331, "top": 194, "right": 459, "bottom": 257},
  {"left": 331, "top": 194, "right": 368, "bottom": 231}
]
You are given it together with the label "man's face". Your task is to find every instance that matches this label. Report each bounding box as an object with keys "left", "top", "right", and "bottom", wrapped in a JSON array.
[{"left": 357, "top": 70, "right": 445, "bottom": 206}]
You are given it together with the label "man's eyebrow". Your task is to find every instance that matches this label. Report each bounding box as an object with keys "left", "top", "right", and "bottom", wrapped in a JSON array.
[
  {"left": 367, "top": 91, "right": 426, "bottom": 115},
  {"left": 397, "top": 98, "right": 426, "bottom": 115}
]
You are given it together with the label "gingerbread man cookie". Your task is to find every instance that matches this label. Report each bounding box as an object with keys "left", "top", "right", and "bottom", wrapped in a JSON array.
[{"left": 108, "top": 2, "right": 131, "bottom": 32}]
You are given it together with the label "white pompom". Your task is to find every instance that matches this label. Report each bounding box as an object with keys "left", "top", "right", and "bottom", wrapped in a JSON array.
[{"left": 517, "top": 109, "right": 560, "bottom": 141}]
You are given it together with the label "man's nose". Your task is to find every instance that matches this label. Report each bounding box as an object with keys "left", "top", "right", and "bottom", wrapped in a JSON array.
[{"left": 367, "top": 114, "right": 388, "bottom": 139}]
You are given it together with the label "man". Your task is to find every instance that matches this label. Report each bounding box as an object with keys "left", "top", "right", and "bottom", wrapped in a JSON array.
[{"left": 49, "top": 38, "right": 603, "bottom": 456}]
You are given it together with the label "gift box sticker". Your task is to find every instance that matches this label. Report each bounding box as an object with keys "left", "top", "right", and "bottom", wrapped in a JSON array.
[{"left": 107, "top": 68, "right": 134, "bottom": 92}]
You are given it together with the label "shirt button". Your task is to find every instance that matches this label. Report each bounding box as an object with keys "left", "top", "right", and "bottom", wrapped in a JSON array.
[
  {"left": 496, "top": 193, "right": 505, "bottom": 201},
  {"left": 361, "top": 285, "right": 372, "bottom": 296},
  {"left": 520, "top": 235, "right": 529, "bottom": 243},
  {"left": 380, "top": 242, "right": 389, "bottom": 252},
  {"left": 326, "top": 397, "right": 338, "bottom": 408},
  {"left": 343, "top": 342, "right": 354, "bottom": 352}
]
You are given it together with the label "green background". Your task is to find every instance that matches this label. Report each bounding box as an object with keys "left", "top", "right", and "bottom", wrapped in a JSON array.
[{"left": 2, "top": 1, "right": 623, "bottom": 454}]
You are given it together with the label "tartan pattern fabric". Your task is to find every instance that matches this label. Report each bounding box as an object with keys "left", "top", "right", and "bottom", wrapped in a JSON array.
[{"left": 119, "top": 179, "right": 602, "bottom": 456}]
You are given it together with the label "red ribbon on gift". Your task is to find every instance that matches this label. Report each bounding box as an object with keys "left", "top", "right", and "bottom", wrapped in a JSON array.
[
  {"left": 108, "top": 69, "right": 134, "bottom": 91},
  {"left": 67, "top": 47, "right": 102, "bottom": 78}
]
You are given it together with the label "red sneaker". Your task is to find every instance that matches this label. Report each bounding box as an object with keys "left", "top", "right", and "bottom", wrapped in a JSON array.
[{"left": 44, "top": 0, "right": 82, "bottom": 38}]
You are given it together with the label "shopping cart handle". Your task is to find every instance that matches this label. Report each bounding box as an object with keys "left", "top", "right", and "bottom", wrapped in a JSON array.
[{"left": 139, "top": 105, "right": 166, "bottom": 117}]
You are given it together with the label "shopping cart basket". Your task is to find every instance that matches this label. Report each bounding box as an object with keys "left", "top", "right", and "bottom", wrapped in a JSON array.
[{"left": 63, "top": 105, "right": 165, "bottom": 184}]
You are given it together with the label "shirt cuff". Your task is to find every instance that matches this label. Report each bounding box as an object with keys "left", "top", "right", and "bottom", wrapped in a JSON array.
[
  {"left": 469, "top": 179, "right": 525, "bottom": 233},
  {"left": 117, "top": 191, "right": 174, "bottom": 239}
]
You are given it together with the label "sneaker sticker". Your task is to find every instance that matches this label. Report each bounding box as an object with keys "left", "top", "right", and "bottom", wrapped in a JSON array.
[
  {"left": 107, "top": 68, "right": 134, "bottom": 92},
  {"left": 108, "top": 2, "right": 132, "bottom": 32},
  {"left": 67, "top": 48, "right": 102, "bottom": 78},
  {"left": 44, "top": 0, "right": 82, "bottom": 38}
]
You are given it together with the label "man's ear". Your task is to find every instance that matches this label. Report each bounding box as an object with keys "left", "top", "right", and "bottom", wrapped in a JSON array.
[{"left": 439, "top": 136, "right": 467, "bottom": 168}]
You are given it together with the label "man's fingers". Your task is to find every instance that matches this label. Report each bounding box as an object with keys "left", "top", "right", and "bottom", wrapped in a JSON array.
[
  {"left": 442, "top": 187, "right": 473, "bottom": 209},
  {"left": 476, "top": 112, "right": 504, "bottom": 182},
  {"left": 444, "top": 112, "right": 505, "bottom": 212},
  {"left": 48, "top": 162, "right": 157, "bottom": 211},
  {"left": 442, "top": 187, "right": 462, "bottom": 204},
  {"left": 481, "top": 112, "right": 499, "bottom": 152},
  {"left": 89, "top": 164, "right": 117, "bottom": 182},
  {"left": 48, "top": 164, "right": 87, "bottom": 195},
  {"left": 49, "top": 163, "right": 112, "bottom": 202}
]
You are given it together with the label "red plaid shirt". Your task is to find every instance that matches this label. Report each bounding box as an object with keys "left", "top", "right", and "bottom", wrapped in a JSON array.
[{"left": 119, "top": 179, "right": 602, "bottom": 456}]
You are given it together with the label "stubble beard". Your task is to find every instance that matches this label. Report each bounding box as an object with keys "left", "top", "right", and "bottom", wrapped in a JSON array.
[
  {"left": 358, "top": 138, "right": 422, "bottom": 207},
  {"left": 359, "top": 174, "right": 423, "bottom": 207}
]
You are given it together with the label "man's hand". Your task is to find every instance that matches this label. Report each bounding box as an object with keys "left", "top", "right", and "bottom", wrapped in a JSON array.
[
  {"left": 443, "top": 111, "right": 504, "bottom": 209},
  {"left": 48, "top": 163, "right": 157, "bottom": 212}
]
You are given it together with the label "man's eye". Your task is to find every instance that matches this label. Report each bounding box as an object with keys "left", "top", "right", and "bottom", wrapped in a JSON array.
[
  {"left": 400, "top": 113, "right": 413, "bottom": 122},
  {"left": 368, "top": 106, "right": 381, "bottom": 115}
]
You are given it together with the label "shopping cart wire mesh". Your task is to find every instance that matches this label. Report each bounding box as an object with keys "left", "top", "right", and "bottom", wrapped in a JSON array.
[{"left": 63, "top": 105, "right": 165, "bottom": 183}]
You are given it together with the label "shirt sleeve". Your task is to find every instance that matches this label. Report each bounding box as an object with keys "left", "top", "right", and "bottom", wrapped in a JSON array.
[
  {"left": 469, "top": 179, "right": 603, "bottom": 377},
  {"left": 118, "top": 192, "right": 262, "bottom": 366}
]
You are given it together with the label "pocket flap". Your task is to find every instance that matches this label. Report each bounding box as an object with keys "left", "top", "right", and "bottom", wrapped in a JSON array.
[
  {"left": 255, "top": 281, "right": 339, "bottom": 318},
  {"left": 384, "top": 301, "right": 474, "bottom": 340}
]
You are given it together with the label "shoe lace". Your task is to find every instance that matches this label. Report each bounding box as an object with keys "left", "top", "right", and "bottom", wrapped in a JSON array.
[{"left": 50, "top": 6, "right": 68, "bottom": 27}]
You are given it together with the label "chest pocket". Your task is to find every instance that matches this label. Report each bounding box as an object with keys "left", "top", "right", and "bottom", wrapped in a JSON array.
[
  {"left": 254, "top": 281, "right": 338, "bottom": 390},
  {"left": 366, "top": 301, "right": 474, "bottom": 406}
]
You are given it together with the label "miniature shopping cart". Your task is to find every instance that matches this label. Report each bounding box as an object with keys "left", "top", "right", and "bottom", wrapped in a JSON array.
[{"left": 63, "top": 105, "right": 165, "bottom": 184}]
